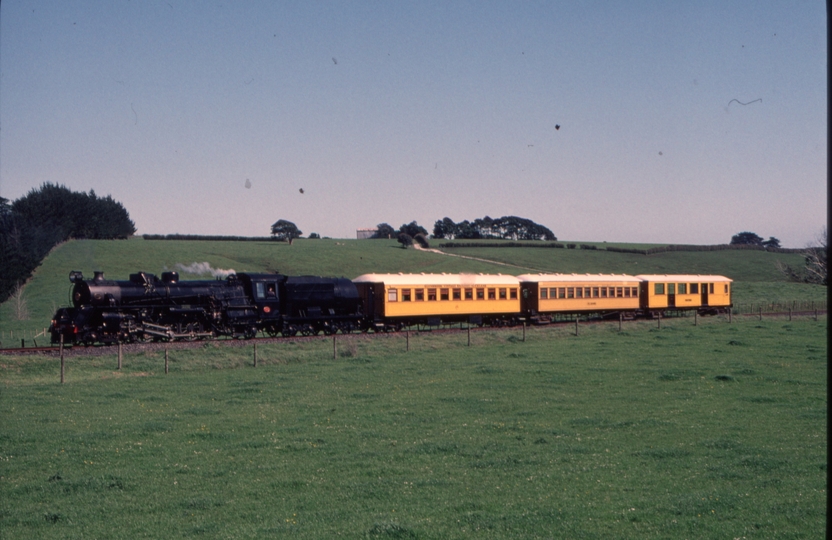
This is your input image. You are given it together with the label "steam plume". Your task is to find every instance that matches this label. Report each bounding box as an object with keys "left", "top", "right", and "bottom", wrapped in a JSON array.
[{"left": 174, "top": 262, "right": 236, "bottom": 278}]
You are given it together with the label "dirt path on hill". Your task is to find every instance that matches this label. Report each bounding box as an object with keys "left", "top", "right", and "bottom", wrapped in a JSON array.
[{"left": 413, "top": 245, "right": 544, "bottom": 273}]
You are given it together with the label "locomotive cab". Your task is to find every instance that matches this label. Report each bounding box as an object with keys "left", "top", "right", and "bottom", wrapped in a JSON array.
[{"left": 237, "top": 274, "right": 284, "bottom": 322}]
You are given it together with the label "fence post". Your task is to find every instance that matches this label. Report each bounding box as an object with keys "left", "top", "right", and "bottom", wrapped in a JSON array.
[
  {"left": 694, "top": 310, "right": 698, "bottom": 326},
  {"left": 467, "top": 325, "right": 471, "bottom": 346},
  {"left": 117, "top": 343, "right": 122, "bottom": 370},
  {"left": 619, "top": 312, "right": 623, "bottom": 331},
  {"left": 575, "top": 317, "right": 579, "bottom": 337},
  {"left": 333, "top": 335, "right": 337, "bottom": 359},
  {"left": 522, "top": 322, "right": 526, "bottom": 342},
  {"left": 60, "top": 334, "right": 65, "bottom": 384},
  {"left": 254, "top": 342, "right": 258, "bottom": 367},
  {"left": 406, "top": 330, "right": 409, "bottom": 352},
  {"left": 165, "top": 347, "right": 169, "bottom": 374}
]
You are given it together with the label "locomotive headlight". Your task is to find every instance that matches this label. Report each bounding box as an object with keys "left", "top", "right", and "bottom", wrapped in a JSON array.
[{"left": 263, "top": 306, "right": 271, "bottom": 313}]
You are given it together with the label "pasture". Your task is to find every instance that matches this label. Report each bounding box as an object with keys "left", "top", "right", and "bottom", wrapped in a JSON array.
[
  {"left": 0, "top": 316, "right": 826, "bottom": 538},
  {"left": 0, "top": 237, "right": 827, "bottom": 537}
]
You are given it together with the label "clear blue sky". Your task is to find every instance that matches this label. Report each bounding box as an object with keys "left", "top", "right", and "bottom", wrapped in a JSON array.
[{"left": 1, "top": 1, "right": 826, "bottom": 247}]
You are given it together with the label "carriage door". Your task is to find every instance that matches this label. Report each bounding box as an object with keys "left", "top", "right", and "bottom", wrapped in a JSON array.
[
  {"left": 667, "top": 283, "right": 676, "bottom": 308},
  {"left": 701, "top": 283, "right": 709, "bottom": 306}
]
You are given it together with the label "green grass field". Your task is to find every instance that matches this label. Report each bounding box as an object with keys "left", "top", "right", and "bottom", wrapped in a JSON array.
[
  {"left": 0, "top": 237, "right": 825, "bottom": 339},
  {"left": 0, "top": 238, "right": 827, "bottom": 538},
  {"left": 1, "top": 316, "right": 826, "bottom": 538}
]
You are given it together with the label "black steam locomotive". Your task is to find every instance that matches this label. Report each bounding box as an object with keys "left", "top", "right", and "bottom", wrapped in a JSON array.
[{"left": 50, "top": 270, "right": 363, "bottom": 345}]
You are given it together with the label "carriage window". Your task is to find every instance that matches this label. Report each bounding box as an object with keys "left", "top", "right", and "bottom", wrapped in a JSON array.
[
  {"left": 255, "top": 282, "right": 265, "bottom": 299},
  {"left": 476, "top": 289, "right": 485, "bottom": 300},
  {"left": 668, "top": 284, "right": 676, "bottom": 295},
  {"left": 690, "top": 283, "right": 699, "bottom": 294},
  {"left": 428, "top": 288, "right": 437, "bottom": 301},
  {"left": 724, "top": 284, "right": 729, "bottom": 293},
  {"left": 453, "top": 289, "right": 461, "bottom": 300},
  {"left": 678, "top": 283, "right": 687, "bottom": 294},
  {"left": 615, "top": 287, "right": 622, "bottom": 297},
  {"left": 388, "top": 289, "right": 398, "bottom": 302},
  {"left": 540, "top": 288, "right": 548, "bottom": 299},
  {"left": 402, "top": 289, "right": 411, "bottom": 301},
  {"left": 465, "top": 288, "right": 474, "bottom": 300},
  {"left": 709, "top": 283, "right": 714, "bottom": 294},
  {"left": 488, "top": 288, "right": 496, "bottom": 300},
  {"left": 415, "top": 289, "right": 424, "bottom": 301},
  {"left": 600, "top": 287, "right": 607, "bottom": 298},
  {"left": 499, "top": 288, "right": 507, "bottom": 299},
  {"left": 567, "top": 287, "right": 574, "bottom": 298},
  {"left": 632, "top": 287, "right": 639, "bottom": 297},
  {"left": 440, "top": 288, "right": 449, "bottom": 300},
  {"left": 592, "top": 287, "right": 599, "bottom": 298},
  {"left": 555, "top": 288, "right": 563, "bottom": 299},
  {"left": 576, "top": 287, "right": 583, "bottom": 298},
  {"left": 510, "top": 288, "right": 518, "bottom": 300},
  {"left": 624, "top": 287, "right": 630, "bottom": 298},
  {"left": 655, "top": 283, "right": 665, "bottom": 295}
]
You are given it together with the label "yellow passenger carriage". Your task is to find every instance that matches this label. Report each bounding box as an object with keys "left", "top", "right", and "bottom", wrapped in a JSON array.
[
  {"left": 352, "top": 273, "right": 522, "bottom": 329},
  {"left": 517, "top": 274, "right": 642, "bottom": 321},
  {"left": 635, "top": 274, "right": 732, "bottom": 315}
]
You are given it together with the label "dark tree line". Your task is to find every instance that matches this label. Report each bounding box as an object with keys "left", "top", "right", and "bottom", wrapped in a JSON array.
[
  {"left": 0, "top": 183, "right": 136, "bottom": 302},
  {"left": 730, "top": 231, "right": 781, "bottom": 249},
  {"left": 433, "top": 216, "right": 556, "bottom": 241},
  {"left": 369, "top": 221, "right": 428, "bottom": 239}
]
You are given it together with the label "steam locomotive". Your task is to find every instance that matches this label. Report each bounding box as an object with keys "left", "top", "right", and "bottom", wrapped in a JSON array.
[{"left": 50, "top": 270, "right": 363, "bottom": 345}]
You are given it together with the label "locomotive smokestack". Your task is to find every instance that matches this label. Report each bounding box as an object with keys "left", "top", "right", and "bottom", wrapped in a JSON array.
[{"left": 94, "top": 271, "right": 105, "bottom": 282}]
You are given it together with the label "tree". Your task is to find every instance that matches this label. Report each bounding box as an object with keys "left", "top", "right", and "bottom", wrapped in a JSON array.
[
  {"left": 730, "top": 231, "right": 764, "bottom": 246},
  {"left": 776, "top": 227, "right": 827, "bottom": 286},
  {"left": 399, "top": 221, "right": 428, "bottom": 238},
  {"left": 397, "top": 233, "right": 414, "bottom": 248},
  {"left": 762, "top": 236, "right": 781, "bottom": 249},
  {"left": 372, "top": 223, "right": 396, "bottom": 239},
  {"left": 435, "top": 215, "right": 556, "bottom": 241},
  {"left": 308, "top": 232, "right": 320, "bottom": 239},
  {"left": 1, "top": 184, "right": 136, "bottom": 302},
  {"left": 413, "top": 233, "right": 430, "bottom": 249},
  {"left": 432, "top": 217, "right": 457, "bottom": 239},
  {"left": 271, "top": 219, "right": 302, "bottom": 244}
]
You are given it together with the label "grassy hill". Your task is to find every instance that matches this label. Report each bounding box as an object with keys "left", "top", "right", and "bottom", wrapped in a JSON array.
[{"left": 0, "top": 237, "right": 825, "bottom": 339}]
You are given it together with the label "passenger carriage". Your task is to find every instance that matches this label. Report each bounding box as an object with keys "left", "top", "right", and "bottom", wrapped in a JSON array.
[
  {"left": 352, "top": 273, "right": 522, "bottom": 330},
  {"left": 517, "top": 274, "right": 642, "bottom": 322},
  {"left": 635, "top": 274, "right": 732, "bottom": 316}
]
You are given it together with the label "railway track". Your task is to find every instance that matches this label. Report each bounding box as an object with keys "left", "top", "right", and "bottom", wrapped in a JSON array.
[{"left": 1, "top": 310, "right": 824, "bottom": 356}]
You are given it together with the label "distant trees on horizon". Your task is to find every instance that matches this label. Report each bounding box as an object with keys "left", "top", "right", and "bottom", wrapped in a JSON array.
[
  {"left": 433, "top": 215, "right": 557, "bottom": 241},
  {"left": 731, "top": 231, "right": 781, "bottom": 249}
]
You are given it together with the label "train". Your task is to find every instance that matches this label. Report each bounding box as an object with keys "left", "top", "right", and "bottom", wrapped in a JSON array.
[{"left": 50, "top": 269, "right": 732, "bottom": 346}]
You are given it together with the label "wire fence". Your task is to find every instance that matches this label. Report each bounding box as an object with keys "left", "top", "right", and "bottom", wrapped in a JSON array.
[{"left": 730, "top": 300, "right": 827, "bottom": 315}]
